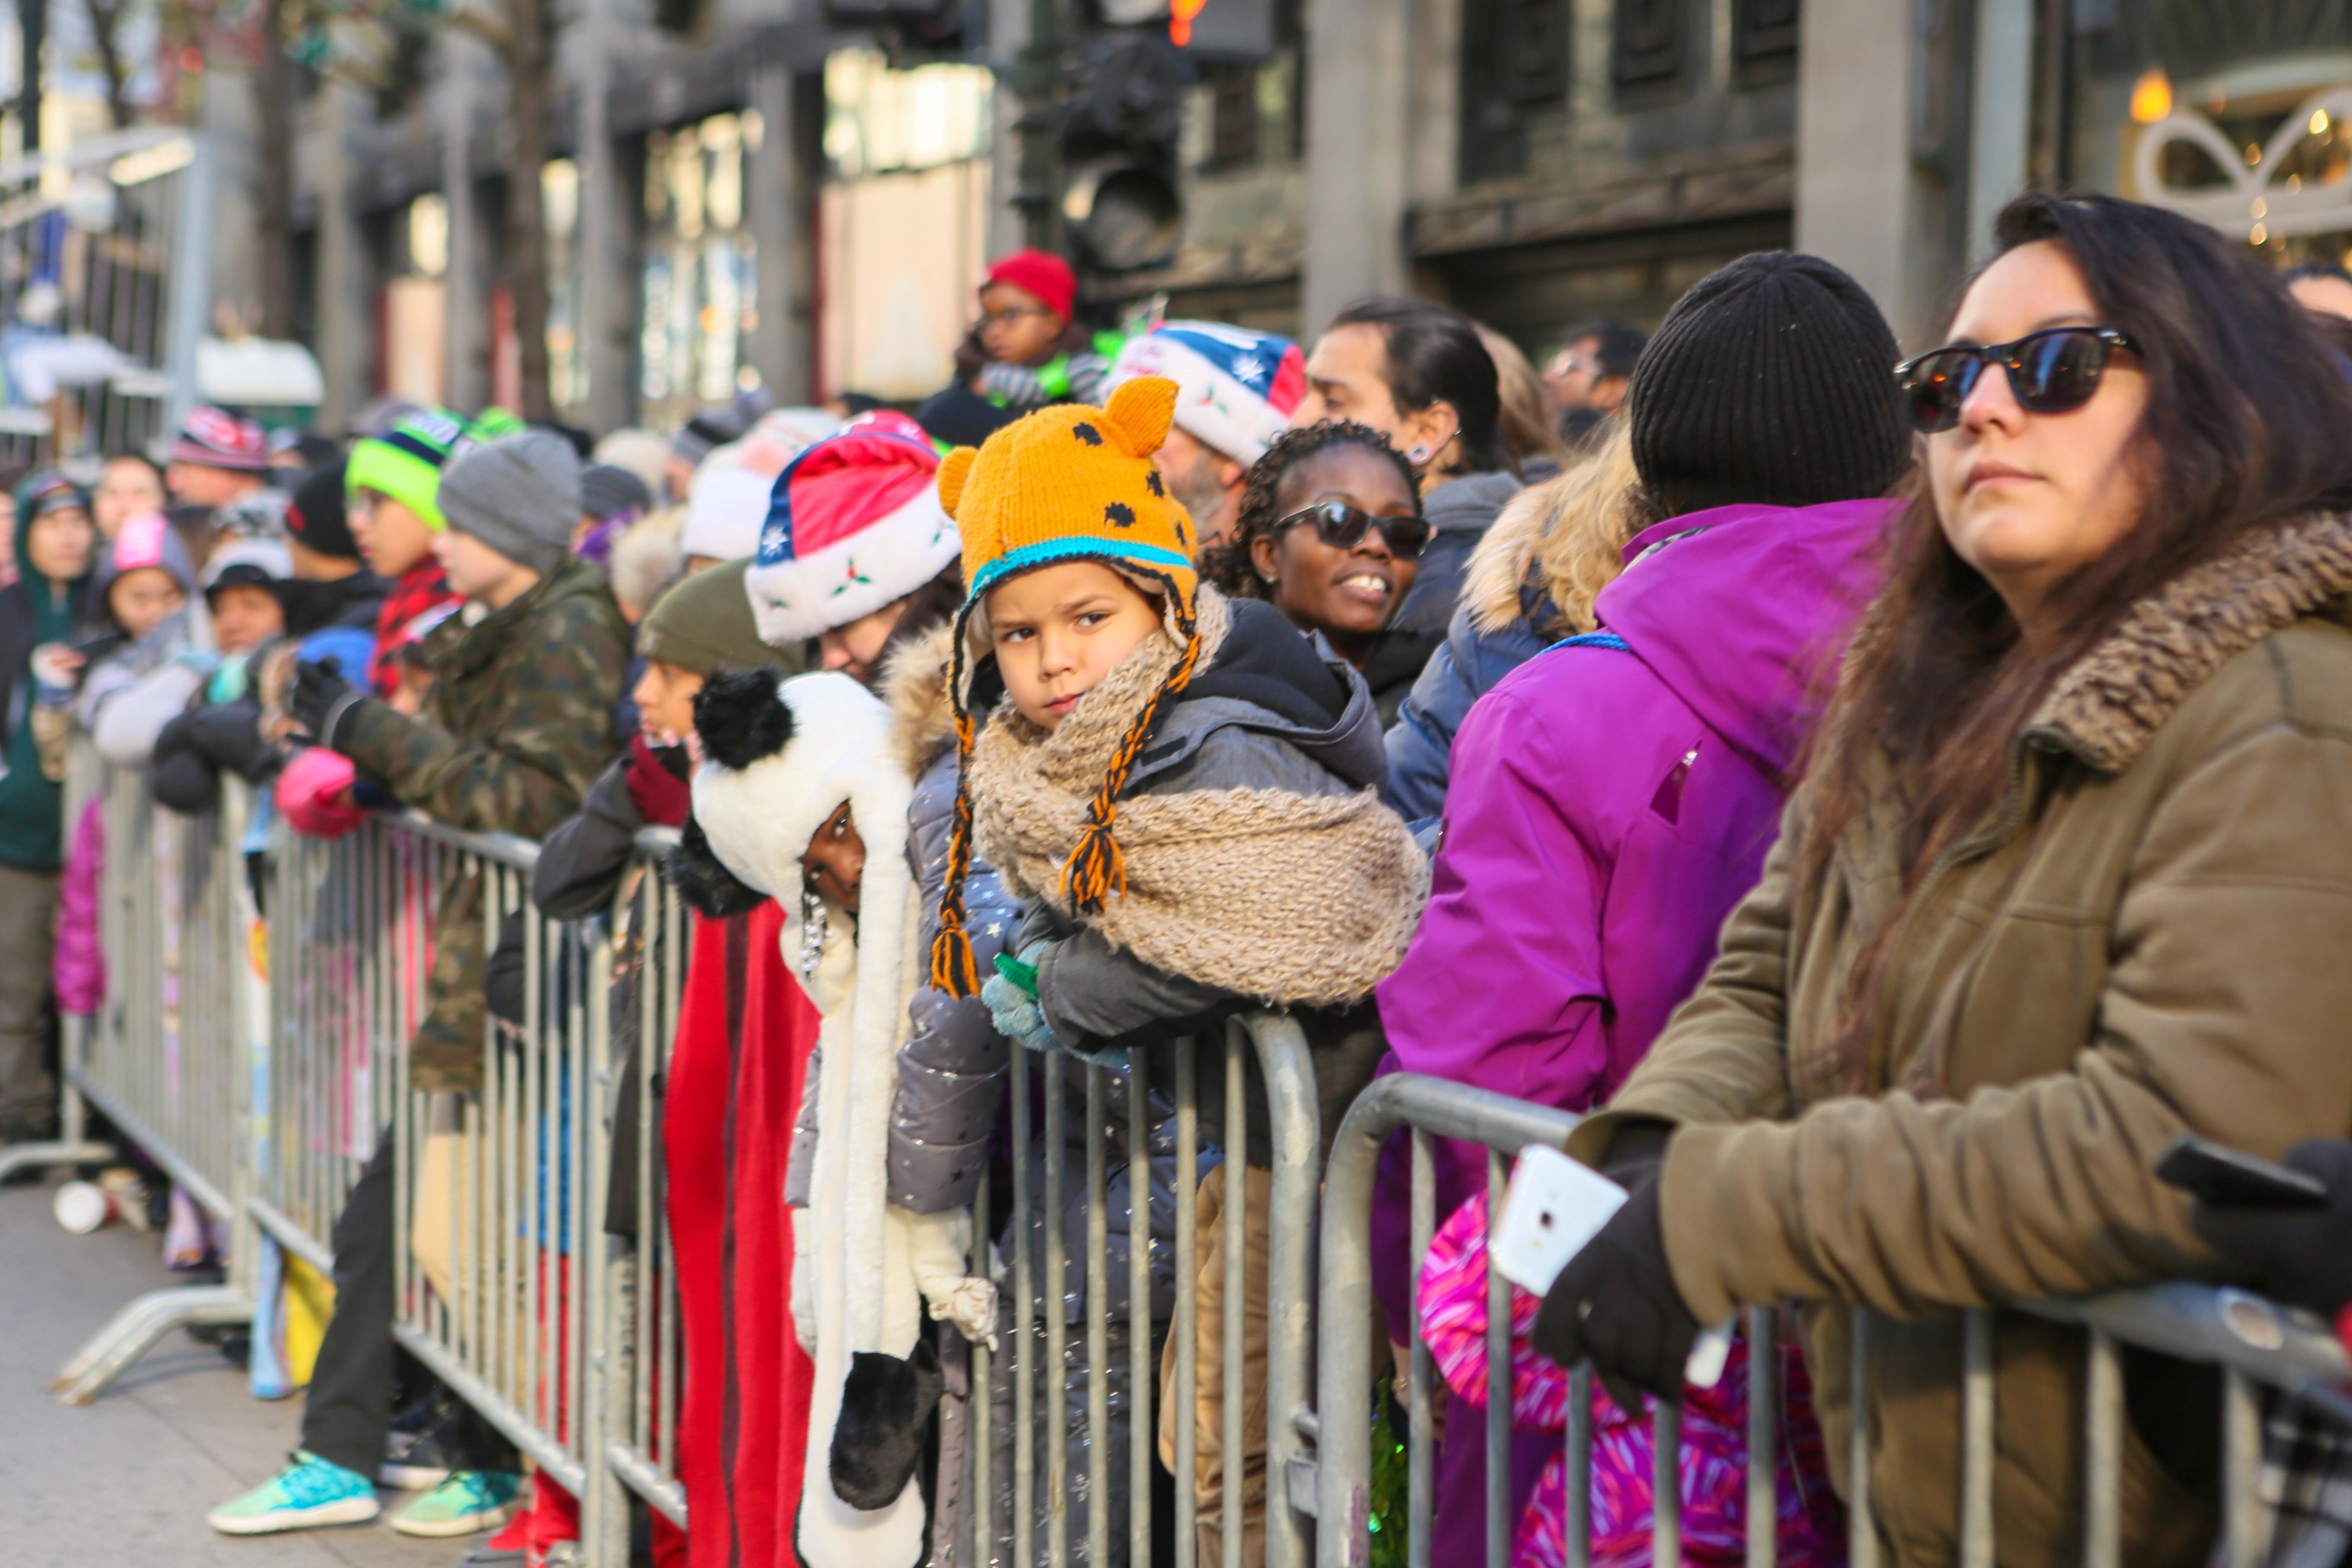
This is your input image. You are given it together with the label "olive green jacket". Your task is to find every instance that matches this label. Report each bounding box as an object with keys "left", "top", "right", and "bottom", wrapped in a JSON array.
[
  {"left": 338, "top": 561, "right": 630, "bottom": 1091},
  {"left": 1571, "top": 510, "right": 2352, "bottom": 1568}
]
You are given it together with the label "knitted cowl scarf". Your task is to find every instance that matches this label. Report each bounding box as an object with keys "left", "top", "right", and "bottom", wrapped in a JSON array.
[{"left": 965, "top": 586, "right": 1431, "bottom": 1007}]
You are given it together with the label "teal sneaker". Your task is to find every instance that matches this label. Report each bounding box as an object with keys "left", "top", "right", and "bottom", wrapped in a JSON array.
[
  {"left": 207, "top": 1450, "right": 381, "bottom": 1534},
  {"left": 389, "top": 1469, "right": 522, "bottom": 1538}
]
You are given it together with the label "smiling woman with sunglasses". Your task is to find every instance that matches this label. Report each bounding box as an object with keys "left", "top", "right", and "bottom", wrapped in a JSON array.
[
  {"left": 1203, "top": 419, "right": 1431, "bottom": 716},
  {"left": 1532, "top": 193, "right": 2352, "bottom": 1568}
]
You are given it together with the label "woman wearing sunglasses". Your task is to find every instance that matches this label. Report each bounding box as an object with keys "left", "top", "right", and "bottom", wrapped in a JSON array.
[
  {"left": 1205, "top": 419, "right": 1432, "bottom": 717},
  {"left": 1532, "top": 194, "right": 2352, "bottom": 1568},
  {"left": 1370, "top": 250, "right": 1911, "bottom": 1566}
]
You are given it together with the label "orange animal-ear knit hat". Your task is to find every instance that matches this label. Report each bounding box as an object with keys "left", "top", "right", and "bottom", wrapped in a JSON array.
[{"left": 928, "top": 374, "right": 1200, "bottom": 997}]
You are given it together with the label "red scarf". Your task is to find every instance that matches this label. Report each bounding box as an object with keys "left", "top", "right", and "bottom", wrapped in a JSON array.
[{"left": 371, "top": 559, "right": 460, "bottom": 696}]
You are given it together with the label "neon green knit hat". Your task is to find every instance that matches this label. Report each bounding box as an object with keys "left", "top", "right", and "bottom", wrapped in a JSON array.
[{"left": 343, "top": 408, "right": 478, "bottom": 533}]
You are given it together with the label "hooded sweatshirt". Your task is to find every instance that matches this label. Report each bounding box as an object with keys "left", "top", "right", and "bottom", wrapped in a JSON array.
[
  {"left": 0, "top": 502, "right": 93, "bottom": 869},
  {"left": 1374, "top": 498, "right": 1892, "bottom": 1208},
  {"left": 1368, "top": 495, "right": 1890, "bottom": 1567}
]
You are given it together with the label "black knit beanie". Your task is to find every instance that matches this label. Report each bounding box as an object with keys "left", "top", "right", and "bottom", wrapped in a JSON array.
[
  {"left": 286, "top": 459, "right": 360, "bottom": 561},
  {"left": 1626, "top": 252, "right": 1911, "bottom": 521}
]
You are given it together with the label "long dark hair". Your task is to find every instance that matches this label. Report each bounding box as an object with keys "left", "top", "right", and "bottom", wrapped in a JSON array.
[
  {"left": 1802, "top": 192, "right": 2352, "bottom": 1077},
  {"left": 1327, "top": 297, "right": 1510, "bottom": 477},
  {"left": 1200, "top": 419, "right": 1421, "bottom": 601}
]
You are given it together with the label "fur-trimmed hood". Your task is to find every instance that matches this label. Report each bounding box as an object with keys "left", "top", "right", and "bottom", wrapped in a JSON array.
[
  {"left": 880, "top": 620, "right": 960, "bottom": 782},
  {"left": 2030, "top": 508, "right": 2352, "bottom": 771}
]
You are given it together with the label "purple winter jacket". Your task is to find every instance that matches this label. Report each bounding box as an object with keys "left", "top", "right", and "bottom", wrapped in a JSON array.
[
  {"left": 1370, "top": 498, "right": 1895, "bottom": 1299},
  {"left": 1365, "top": 495, "right": 1893, "bottom": 1563}
]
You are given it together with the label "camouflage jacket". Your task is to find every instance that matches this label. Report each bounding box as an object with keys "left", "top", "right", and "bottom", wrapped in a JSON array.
[{"left": 337, "top": 560, "right": 629, "bottom": 1091}]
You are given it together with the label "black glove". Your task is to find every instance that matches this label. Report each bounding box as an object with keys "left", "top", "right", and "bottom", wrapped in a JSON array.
[
  {"left": 289, "top": 657, "right": 361, "bottom": 749},
  {"left": 1530, "top": 1134, "right": 1701, "bottom": 1409},
  {"left": 2190, "top": 1140, "right": 2352, "bottom": 1318}
]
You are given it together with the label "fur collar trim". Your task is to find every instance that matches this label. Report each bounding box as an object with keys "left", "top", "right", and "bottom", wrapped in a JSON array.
[
  {"left": 880, "top": 620, "right": 960, "bottom": 780},
  {"left": 2032, "top": 510, "right": 2352, "bottom": 771}
]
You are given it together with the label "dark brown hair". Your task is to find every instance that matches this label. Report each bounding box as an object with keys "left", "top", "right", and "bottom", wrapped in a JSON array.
[{"left": 1802, "top": 193, "right": 2352, "bottom": 1078}]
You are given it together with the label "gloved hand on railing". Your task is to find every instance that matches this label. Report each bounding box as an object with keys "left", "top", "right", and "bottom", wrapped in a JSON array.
[
  {"left": 1529, "top": 1123, "right": 1699, "bottom": 1409},
  {"left": 982, "top": 942, "right": 1068, "bottom": 1055},
  {"left": 2191, "top": 1140, "right": 2352, "bottom": 1319},
  {"left": 289, "top": 656, "right": 370, "bottom": 751}
]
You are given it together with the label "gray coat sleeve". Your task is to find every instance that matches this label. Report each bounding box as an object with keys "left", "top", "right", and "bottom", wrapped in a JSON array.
[
  {"left": 887, "top": 746, "right": 1022, "bottom": 1212},
  {"left": 93, "top": 662, "right": 205, "bottom": 768},
  {"left": 530, "top": 757, "right": 643, "bottom": 921}
]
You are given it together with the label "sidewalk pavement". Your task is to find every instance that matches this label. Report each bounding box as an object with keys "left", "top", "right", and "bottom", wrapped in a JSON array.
[{"left": 0, "top": 1174, "right": 458, "bottom": 1566}]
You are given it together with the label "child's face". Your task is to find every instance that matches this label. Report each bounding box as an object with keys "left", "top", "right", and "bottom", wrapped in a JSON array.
[
  {"left": 985, "top": 561, "right": 1163, "bottom": 730},
  {"left": 632, "top": 659, "right": 705, "bottom": 747},
  {"left": 209, "top": 583, "right": 284, "bottom": 655},
  {"left": 818, "top": 597, "right": 907, "bottom": 688},
  {"left": 977, "top": 281, "right": 1064, "bottom": 368},
  {"left": 800, "top": 801, "right": 864, "bottom": 913},
  {"left": 109, "top": 565, "right": 186, "bottom": 641},
  {"left": 433, "top": 528, "right": 535, "bottom": 607},
  {"left": 352, "top": 489, "right": 437, "bottom": 579}
]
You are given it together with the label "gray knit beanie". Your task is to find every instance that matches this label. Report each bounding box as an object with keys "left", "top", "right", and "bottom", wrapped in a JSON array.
[
  {"left": 1626, "top": 252, "right": 1911, "bottom": 521},
  {"left": 437, "top": 430, "right": 582, "bottom": 577}
]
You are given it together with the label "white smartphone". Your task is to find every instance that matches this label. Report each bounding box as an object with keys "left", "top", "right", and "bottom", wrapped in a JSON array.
[
  {"left": 1490, "top": 1144, "right": 1628, "bottom": 1294},
  {"left": 1490, "top": 1142, "right": 1740, "bottom": 1390}
]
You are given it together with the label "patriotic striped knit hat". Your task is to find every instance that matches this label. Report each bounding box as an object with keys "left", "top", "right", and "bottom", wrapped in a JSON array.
[
  {"left": 170, "top": 406, "right": 270, "bottom": 472},
  {"left": 343, "top": 408, "right": 478, "bottom": 532},
  {"left": 1106, "top": 321, "right": 1307, "bottom": 467},
  {"left": 743, "top": 410, "right": 960, "bottom": 646}
]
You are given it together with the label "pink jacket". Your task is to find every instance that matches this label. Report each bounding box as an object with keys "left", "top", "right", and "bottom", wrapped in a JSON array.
[
  {"left": 54, "top": 798, "right": 105, "bottom": 1015},
  {"left": 1416, "top": 1190, "right": 1846, "bottom": 1566}
]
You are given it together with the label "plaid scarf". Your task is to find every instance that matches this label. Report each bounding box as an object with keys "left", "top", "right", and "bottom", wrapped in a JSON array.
[{"left": 371, "top": 560, "right": 460, "bottom": 696}]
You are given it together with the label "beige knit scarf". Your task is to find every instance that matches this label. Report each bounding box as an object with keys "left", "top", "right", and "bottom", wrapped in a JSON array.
[{"left": 967, "top": 588, "right": 1430, "bottom": 1007}]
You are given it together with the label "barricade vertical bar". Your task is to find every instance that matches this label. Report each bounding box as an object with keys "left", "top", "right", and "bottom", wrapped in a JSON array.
[
  {"left": 1044, "top": 1047, "right": 1069, "bottom": 1563},
  {"left": 972, "top": 1154, "right": 994, "bottom": 1566},
  {"left": 1486, "top": 1147, "right": 1510, "bottom": 1568},
  {"left": 1011, "top": 1043, "right": 1036, "bottom": 1568},
  {"left": 2082, "top": 1327, "right": 2121, "bottom": 1568},
  {"left": 1085, "top": 1063, "right": 1110, "bottom": 1568},
  {"left": 1173, "top": 1040, "right": 1198, "bottom": 1568},
  {"left": 2221, "top": 1368, "right": 2264, "bottom": 1568},
  {"left": 1252, "top": 1014, "right": 1318, "bottom": 1568},
  {"left": 1959, "top": 1310, "right": 1994, "bottom": 1568},
  {"left": 1565, "top": 1363, "right": 1593, "bottom": 1568},
  {"left": 1847, "top": 1308, "right": 1874, "bottom": 1568},
  {"left": 1745, "top": 1305, "right": 1776, "bottom": 1568},
  {"left": 1408, "top": 1130, "right": 1435, "bottom": 1568},
  {"left": 1127, "top": 1050, "right": 1150, "bottom": 1568},
  {"left": 1654, "top": 1396, "right": 1682, "bottom": 1568},
  {"left": 1224, "top": 1032, "right": 1246, "bottom": 1568}
]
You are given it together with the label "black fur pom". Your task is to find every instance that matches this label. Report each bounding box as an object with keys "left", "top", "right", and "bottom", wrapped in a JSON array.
[
  {"left": 829, "top": 1337, "right": 942, "bottom": 1510},
  {"left": 667, "top": 815, "right": 768, "bottom": 918},
  {"left": 691, "top": 670, "right": 795, "bottom": 773}
]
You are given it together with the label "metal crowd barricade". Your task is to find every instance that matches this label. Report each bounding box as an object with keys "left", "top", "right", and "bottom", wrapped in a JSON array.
[
  {"left": 599, "top": 826, "right": 689, "bottom": 1545},
  {"left": 1312, "top": 1071, "right": 2352, "bottom": 1568},
  {"left": 54, "top": 749, "right": 260, "bottom": 1403}
]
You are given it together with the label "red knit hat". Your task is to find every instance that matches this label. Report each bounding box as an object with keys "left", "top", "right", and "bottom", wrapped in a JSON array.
[{"left": 983, "top": 249, "right": 1076, "bottom": 325}]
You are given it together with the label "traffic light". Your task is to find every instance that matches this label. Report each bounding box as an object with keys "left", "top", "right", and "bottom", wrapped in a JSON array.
[{"left": 1057, "top": 30, "right": 1192, "bottom": 272}]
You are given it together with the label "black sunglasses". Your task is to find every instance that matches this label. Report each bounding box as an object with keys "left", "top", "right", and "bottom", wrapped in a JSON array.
[
  {"left": 1895, "top": 327, "right": 2136, "bottom": 434},
  {"left": 1274, "top": 499, "right": 1429, "bottom": 560}
]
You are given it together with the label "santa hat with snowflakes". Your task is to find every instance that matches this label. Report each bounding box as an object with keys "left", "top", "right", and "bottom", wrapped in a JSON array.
[
  {"left": 1106, "top": 320, "right": 1306, "bottom": 467},
  {"left": 743, "top": 410, "right": 962, "bottom": 647}
]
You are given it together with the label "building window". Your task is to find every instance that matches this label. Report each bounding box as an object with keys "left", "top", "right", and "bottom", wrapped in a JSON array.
[
  {"left": 638, "top": 113, "right": 760, "bottom": 422},
  {"left": 1204, "top": 62, "right": 1259, "bottom": 170},
  {"left": 1611, "top": 0, "right": 1688, "bottom": 96},
  {"left": 1732, "top": 0, "right": 1799, "bottom": 83},
  {"left": 1462, "top": 0, "right": 1570, "bottom": 183}
]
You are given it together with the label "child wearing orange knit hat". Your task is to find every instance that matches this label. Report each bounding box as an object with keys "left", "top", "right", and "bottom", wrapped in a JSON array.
[{"left": 927, "top": 374, "right": 1428, "bottom": 1059}]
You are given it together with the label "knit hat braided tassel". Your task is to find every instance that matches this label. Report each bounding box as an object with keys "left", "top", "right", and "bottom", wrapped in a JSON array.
[
  {"left": 1062, "top": 624, "right": 1202, "bottom": 914},
  {"left": 931, "top": 706, "right": 985, "bottom": 998}
]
